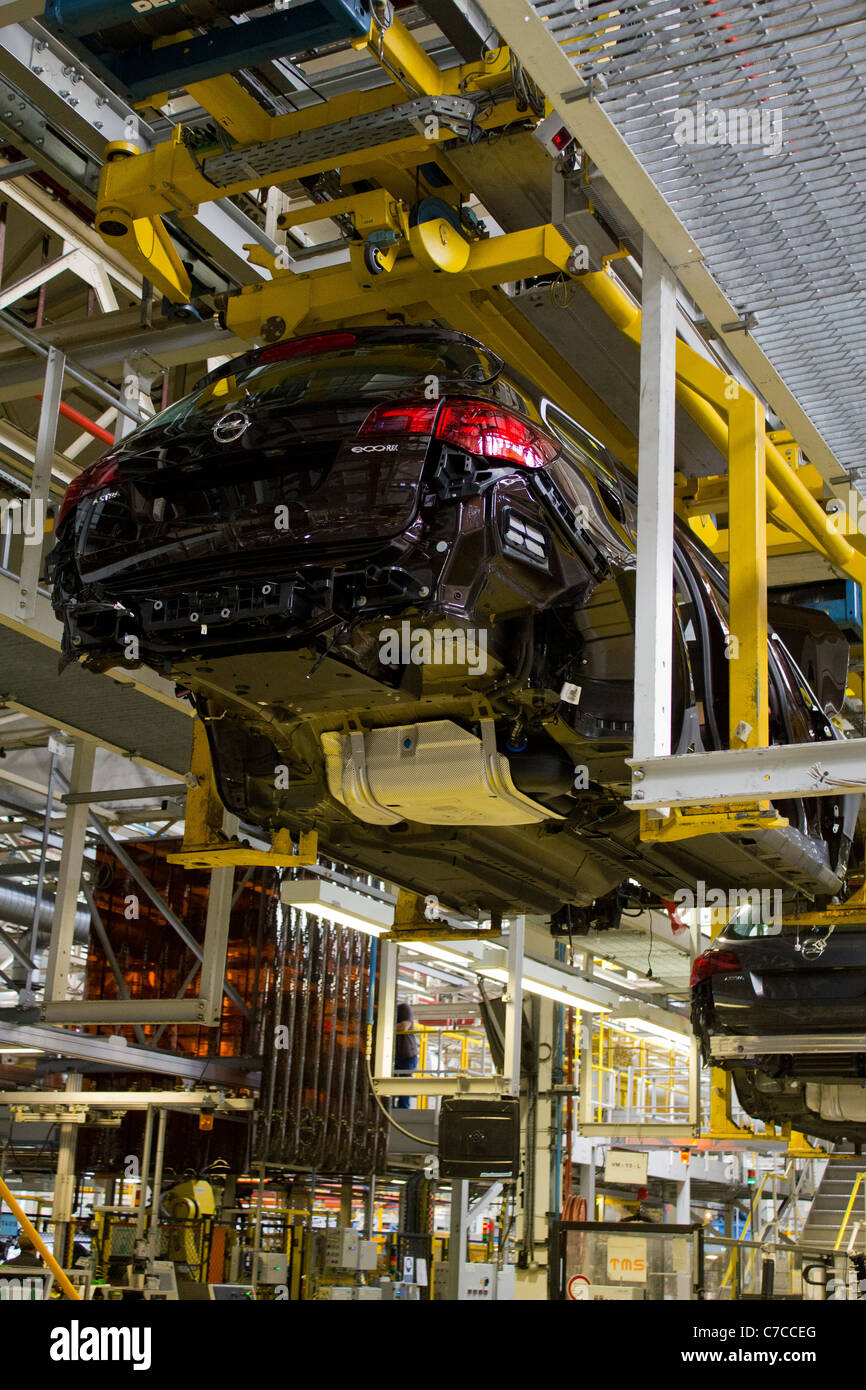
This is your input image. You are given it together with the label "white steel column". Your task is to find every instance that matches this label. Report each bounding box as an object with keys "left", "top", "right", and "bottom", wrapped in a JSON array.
[
  {"left": 147, "top": 1108, "right": 168, "bottom": 1260},
  {"left": 16, "top": 344, "right": 65, "bottom": 623},
  {"left": 135, "top": 1106, "right": 156, "bottom": 1242},
  {"left": 42, "top": 740, "right": 96, "bottom": 1009},
  {"left": 198, "top": 866, "right": 236, "bottom": 1026},
  {"left": 51, "top": 1071, "right": 81, "bottom": 1269},
  {"left": 446, "top": 1179, "right": 469, "bottom": 1300},
  {"left": 503, "top": 914, "right": 525, "bottom": 1095},
  {"left": 632, "top": 237, "right": 677, "bottom": 773},
  {"left": 373, "top": 940, "right": 398, "bottom": 1081}
]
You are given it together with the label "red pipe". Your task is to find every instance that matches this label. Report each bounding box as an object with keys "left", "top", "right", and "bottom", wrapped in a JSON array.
[{"left": 35, "top": 395, "right": 114, "bottom": 445}]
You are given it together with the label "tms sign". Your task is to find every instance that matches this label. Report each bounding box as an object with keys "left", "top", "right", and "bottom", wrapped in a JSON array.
[{"left": 607, "top": 1238, "right": 647, "bottom": 1284}]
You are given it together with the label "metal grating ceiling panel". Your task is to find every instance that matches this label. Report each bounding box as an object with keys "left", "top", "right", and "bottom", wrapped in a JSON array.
[{"left": 532, "top": 0, "right": 866, "bottom": 482}]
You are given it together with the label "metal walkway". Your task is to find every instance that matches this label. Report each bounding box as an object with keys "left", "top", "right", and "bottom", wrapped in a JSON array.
[{"left": 0, "top": 575, "right": 193, "bottom": 778}]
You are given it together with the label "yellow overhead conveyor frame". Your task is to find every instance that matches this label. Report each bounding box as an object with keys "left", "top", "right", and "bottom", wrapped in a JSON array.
[{"left": 95, "top": 25, "right": 524, "bottom": 302}]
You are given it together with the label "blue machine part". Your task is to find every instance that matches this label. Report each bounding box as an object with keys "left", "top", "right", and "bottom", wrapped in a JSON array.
[
  {"left": 797, "top": 580, "right": 863, "bottom": 639},
  {"left": 44, "top": 0, "right": 371, "bottom": 103}
]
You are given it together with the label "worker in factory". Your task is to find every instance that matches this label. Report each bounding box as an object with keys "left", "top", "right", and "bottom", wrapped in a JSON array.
[
  {"left": 393, "top": 1000, "right": 419, "bottom": 1109},
  {"left": 0, "top": 1231, "right": 43, "bottom": 1267}
]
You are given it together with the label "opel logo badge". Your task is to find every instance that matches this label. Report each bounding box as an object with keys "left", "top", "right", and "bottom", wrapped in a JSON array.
[
  {"left": 802, "top": 925, "right": 834, "bottom": 959},
  {"left": 213, "top": 410, "right": 251, "bottom": 444},
  {"left": 802, "top": 938, "right": 827, "bottom": 959}
]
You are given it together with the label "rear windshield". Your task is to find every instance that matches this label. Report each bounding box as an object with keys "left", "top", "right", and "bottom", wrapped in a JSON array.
[{"left": 126, "top": 340, "right": 504, "bottom": 442}]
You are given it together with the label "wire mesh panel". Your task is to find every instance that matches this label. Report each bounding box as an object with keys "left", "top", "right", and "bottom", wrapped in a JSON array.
[
  {"left": 530, "top": 0, "right": 866, "bottom": 483},
  {"left": 557, "top": 1220, "right": 703, "bottom": 1300}
]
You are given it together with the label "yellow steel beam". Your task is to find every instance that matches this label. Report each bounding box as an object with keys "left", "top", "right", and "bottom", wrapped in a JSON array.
[
  {"left": 834, "top": 1172, "right": 864, "bottom": 1250},
  {"left": 786, "top": 1129, "right": 824, "bottom": 1159},
  {"left": 186, "top": 76, "right": 273, "bottom": 146},
  {"left": 98, "top": 48, "right": 518, "bottom": 225},
  {"left": 224, "top": 222, "right": 577, "bottom": 339},
  {"left": 674, "top": 385, "right": 833, "bottom": 557},
  {"left": 639, "top": 804, "right": 786, "bottom": 841},
  {"left": 278, "top": 188, "right": 400, "bottom": 234},
  {"left": 385, "top": 889, "right": 499, "bottom": 940},
  {"left": 167, "top": 719, "right": 318, "bottom": 870},
  {"left": 97, "top": 142, "right": 193, "bottom": 302},
  {"left": 148, "top": 27, "right": 273, "bottom": 145},
  {"left": 728, "top": 392, "right": 769, "bottom": 749},
  {"left": 353, "top": 11, "right": 447, "bottom": 96},
  {"left": 706, "top": 1068, "right": 755, "bottom": 1139},
  {"left": 782, "top": 881, "right": 866, "bottom": 927}
]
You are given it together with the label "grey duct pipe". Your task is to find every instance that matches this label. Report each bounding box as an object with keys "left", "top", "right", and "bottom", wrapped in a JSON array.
[{"left": 0, "top": 880, "right": 90, "bottom": 943}]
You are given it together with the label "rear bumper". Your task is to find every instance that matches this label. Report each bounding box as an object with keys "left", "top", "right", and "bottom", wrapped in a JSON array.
[{"left": 51, "top": 548, "right": 435, "bottom": 664}]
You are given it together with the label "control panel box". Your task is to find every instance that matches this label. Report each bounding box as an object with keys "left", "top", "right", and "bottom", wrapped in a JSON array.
[{"left": 433, "top": 1262, "right": 515, "bottom": 1301}]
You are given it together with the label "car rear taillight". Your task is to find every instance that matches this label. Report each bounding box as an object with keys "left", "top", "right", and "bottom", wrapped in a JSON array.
[
  {"left": 57, "top": 457, "right": 119, "bottom": 529},
  {"left": 258, "top": 331, "right": 357, "bottom": 364},
  {"left": 690, "top": 949, "right": 742, "bottom": 988},
  {"left": 435, "top": 400, "right": 559, "bottom": 469},
  {"left": 357, "top": 400, "right": 439, "bottom": 436},
  {"left": 357, "top": 396, "right": 558, "bottom": 469}
]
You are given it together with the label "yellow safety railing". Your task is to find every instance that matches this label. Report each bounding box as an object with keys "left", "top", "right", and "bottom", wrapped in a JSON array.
[
  {"left": 410, "top": 1026, "right": 493, "bottom": 1108},
  {"left": 584, "top": 1017, "right": 692, "bottom": 1123},
  {"left": 720, "top": 1169, "right": 776, "bottom": 1292}
]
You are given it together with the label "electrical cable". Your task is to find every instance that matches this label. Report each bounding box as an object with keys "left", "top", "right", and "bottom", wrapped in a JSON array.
[
  {"left": 278, "top": 59, "right": 329, "bottom": 106},
  {"left": 809, "top": 763, "right": 865, "bottom": 790},
  {"left": 549, "top": 273, "right": 574, "bottom": 309},
  {"left": 364, "top": 1053, "right": 438, "bottom": 1147}
]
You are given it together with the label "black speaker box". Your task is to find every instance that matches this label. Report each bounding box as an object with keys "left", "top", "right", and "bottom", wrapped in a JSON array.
[{"left": 438, "top": 1097, "right": 520, "bottom": 1180}]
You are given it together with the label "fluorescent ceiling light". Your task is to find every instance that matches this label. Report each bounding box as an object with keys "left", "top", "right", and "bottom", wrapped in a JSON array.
[
  {"left": 610, "top": 1016, "right": 691, "bottom": 1050},
  {"left": 594, "top": 968, "right": 629, "bottom": 988},
  {"left": 280, "top": 879, "right": 393, "bottom": 936},
  {"left": 401, "top": 942, "right": 473, "bottom": 968},
  {"left": 479, "top": 967, "right": 610, "bottom": 1014},
  {"left": 0, "top": 1046, "right": 44, "bottom": 1055}
]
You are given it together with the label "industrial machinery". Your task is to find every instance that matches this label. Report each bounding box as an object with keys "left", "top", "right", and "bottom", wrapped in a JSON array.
[
  {"left": 43, "top": 0, "right": 373, "bottom": 102},
  {"left": 159, "top": 1174, "right": 217, "bottom": 1281}
]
